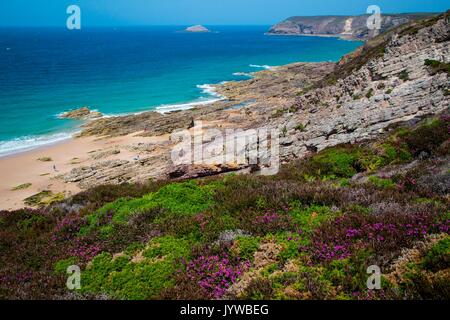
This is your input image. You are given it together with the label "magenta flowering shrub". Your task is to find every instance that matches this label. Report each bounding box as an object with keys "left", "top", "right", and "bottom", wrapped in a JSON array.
[
  {"left": 309, "top": 211, "right": 449, "bottom": 263},
  {"left": 239, "top": 208, "right": 294, "bottom": 236},
  {"left": 185, "top": 254, "right": 250, "bottom": 299},
  {"left": 51, "top": 212, "right": 87, "bottom": 242},
  {"left": 194, "top": 213, "right": 209, "bottom": 232},
  {"left": 68, "top": 237, "right": 103, "bottom": 263}
]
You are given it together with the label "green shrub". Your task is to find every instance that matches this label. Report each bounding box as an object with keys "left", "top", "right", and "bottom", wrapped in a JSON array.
[
  {"left": 271, "top": 232, "right": 309, "bottom": 262},
  {"left": 402, "top": 118, "right": 448, "bottom": 156},
  {"left": 81, "top": 236, "right": 190, "bottom": 299},
  {"left": 310, "top": 147, "right": 360, "bottom": 178},
  {"left": 398, "top": 70, "right": 410, "bottom": 81},
  {"left": 234, "top": 236, "right": 261, "bottom": 261},
  {"left": 289, "top": 202, "right": 338, "bottom": 234},
  {"left": 54, "top": 257, "right": 77, "bottom": 274},
  {"left": 295, "top": 124, "right": 306, "bottom": 132},
  {"left": 16, "top": 214, "right": 48, "bottom": 232},
  {"left": 421, "top": 237, "right": 450, "bottom": 272},
  {"left": 368, "top": 176, "right": 396, "bottom": 189},
  {"left": 80, "top": 181, "right": 218, "bottom": 236},
  {"left": 424, "top": 59, "right": 450, "bottom": 75}
]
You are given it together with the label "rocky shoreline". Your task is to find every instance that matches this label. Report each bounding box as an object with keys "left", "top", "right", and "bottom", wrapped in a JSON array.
[
  {"left": 60, "top": 13, "right": 448, "bottom": 191},
  {"left": 1, "top": 13, "right": 447, "bottom": 209},
  {"left": 267, "top": 13, "right": 438, "bottom": 40}
]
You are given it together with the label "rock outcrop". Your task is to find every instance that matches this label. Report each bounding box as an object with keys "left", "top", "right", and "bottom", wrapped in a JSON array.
[
  {"left": 60, "top": 107, "right": 103, "bottom": 120},
  {"left": 185, "top": 25, "right": 210, "bottom": 33},
  {"left": 274, "top": 13, "right": 449, "bottom": 162},
  {"left": 268, "top": 13, "right": 437, "bottom": 40},
  {"left": 60, "top": 13, "right": 449, "bottom": 189}
]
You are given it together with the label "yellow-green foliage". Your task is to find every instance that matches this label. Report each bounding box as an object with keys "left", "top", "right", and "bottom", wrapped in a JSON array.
[
  {"left": 12, "top": 183, "right": 32, "bottom": 191},
  {"left": 23, "top": 191, "right": 64, "bottom": 207},
  {"left": 368, "top": 176, "right": 396, "bottom": 189},
  {"left": 81, "top": 236, "right": 190, "bottom": 300},
  {"left": 234, "top": 236, "right": 261, "bottom": 261},
  {"left": 54, "top": 257, "right": 77, "bottom": 274},
  {"left": 289, "top": 202, "right": 338, "bottom": 233},
  {"left": 403, "top": 236, "right": 450, "bottom": 299},
  {"left": 307, "top": 139, "right": 412, "bottom": 180},
  {"left": 80, "top": 180, "right": 220, "bottom": 236},
  {"left": 421, "top": 237, "right": 450, "bottom": 272}
]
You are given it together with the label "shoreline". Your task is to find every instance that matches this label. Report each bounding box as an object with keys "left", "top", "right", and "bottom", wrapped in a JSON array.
[
  {"left": 0, "top": 84, "right": 225, "bottom": 160},
  {"left": 0, "top": 61, "right": 329, "bottom": 210},
  {"left": 0, "top": 132, "right": 173, "bottom": 210},
  {"left": 0, "top": 133, "right": 75, "bottom": 160}
]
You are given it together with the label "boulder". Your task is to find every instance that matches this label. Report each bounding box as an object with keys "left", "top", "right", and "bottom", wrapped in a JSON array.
[{"left": 60, "top": 107, "right": 103, "bottom": 120}]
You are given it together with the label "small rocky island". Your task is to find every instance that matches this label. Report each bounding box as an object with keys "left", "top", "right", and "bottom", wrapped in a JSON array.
[
  {"left": 185, "top": 25, "right": 210, "bottom": 33},
  {"left": 59, "top": 107, "right": 103, "bottom": 120}
]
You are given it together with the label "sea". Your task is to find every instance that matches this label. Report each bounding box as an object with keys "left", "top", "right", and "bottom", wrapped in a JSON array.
[{"left": 0, "top": 26, "right": 362, "bottom": 157}]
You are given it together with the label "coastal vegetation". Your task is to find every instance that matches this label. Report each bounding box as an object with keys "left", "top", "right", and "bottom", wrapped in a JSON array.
[
  {"left": 424, "top": 59, "right": 450, "bottom": 75},
  {"left": 0, "top": 114, "right": 448, "bottom": 300},
  {"left": 0, "top": 11, "right": 448, "bottom": 302}
]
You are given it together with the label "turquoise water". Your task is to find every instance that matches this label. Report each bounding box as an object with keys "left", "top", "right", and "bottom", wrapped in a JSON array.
[{"left": 0, "top": 26, "right": 362, "bottom": 156}]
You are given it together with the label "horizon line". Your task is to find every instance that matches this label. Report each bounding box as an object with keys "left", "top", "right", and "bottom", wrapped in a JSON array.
[{"left": 0, "top": 10, "right": 444, "bottom": 28}]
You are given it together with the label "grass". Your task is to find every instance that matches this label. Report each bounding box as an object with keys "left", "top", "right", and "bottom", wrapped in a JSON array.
[{"left": 37, "top": 157, "right": 52, "bottom": 162}]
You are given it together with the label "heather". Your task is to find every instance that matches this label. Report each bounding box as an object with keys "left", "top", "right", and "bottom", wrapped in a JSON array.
[{"left": 0, "top": 115, "right": 449, "bottom": 300}]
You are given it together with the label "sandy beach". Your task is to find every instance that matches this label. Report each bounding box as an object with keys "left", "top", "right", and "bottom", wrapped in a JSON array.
[{"left": 0, "top": 133, "right": 170, "bottom": 211}]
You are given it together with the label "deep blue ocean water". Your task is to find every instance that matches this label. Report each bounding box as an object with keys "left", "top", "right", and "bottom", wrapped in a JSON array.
[{"left": 0, "top": 26, "right": 362, "bottom": 156}]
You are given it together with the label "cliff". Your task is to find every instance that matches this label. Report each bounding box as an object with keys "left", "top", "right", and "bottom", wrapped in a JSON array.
[
  {"left": 268, "top": 13, "right": 438, "bottom": 40},
  {"left": 69, "top": 13, "right": 449, "bottom": 188},
  {"left": 1, "top": 12, "right": 449, "bottom": 302}
]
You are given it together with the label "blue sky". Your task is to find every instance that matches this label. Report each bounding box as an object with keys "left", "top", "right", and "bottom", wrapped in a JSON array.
[{"left": 0, "top": 0, "right": 448, "bottom": 26}]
